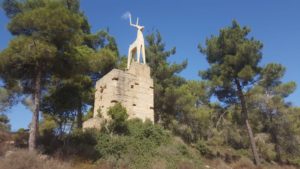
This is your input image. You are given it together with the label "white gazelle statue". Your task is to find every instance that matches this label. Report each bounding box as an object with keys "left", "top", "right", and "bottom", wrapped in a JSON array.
[{"left": 127, "top": 14, "right": 146, "bottom": 69}]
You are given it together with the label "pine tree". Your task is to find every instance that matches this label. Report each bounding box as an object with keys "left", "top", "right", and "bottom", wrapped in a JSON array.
[
  {"left": 248, "top": 63, "right": 298, "bottom": 161},
  {"left": 41, "top": 33, "right": 119, "bottom": 130},
  {"left": 146, "top": 31, "right": 187, "bottom": 124},
  {"left": 199, "top": 21, "right": 262, "bottom": 165},
  {"left": 0, "top": 0, "right": 86, "bottom": 150}
]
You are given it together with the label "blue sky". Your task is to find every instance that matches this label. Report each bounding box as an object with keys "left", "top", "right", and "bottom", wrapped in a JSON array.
[{"left": 1, "top": 0, "right": 299, "bottom": 131}]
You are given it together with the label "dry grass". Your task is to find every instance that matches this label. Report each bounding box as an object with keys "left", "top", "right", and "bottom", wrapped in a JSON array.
[
  {"left": 0, "top": 150, "right": 118, "bottom": 169},
  {"left": 0, "top": 130, "right": 12, "bottom": 156},
  {"left": 0, "top": 149, "right": 71, "bottom": 169},
  {"left": 0, "top": 143, "right": 11, "bottom": 157},
  {"left": 0, "top": 149, "right": 298, "bottom": 169},
  {"left": 231, "top": 157, "right": 256, "bottom": 169},
  {"left": 204, "top": 157, "right": 300, "bottom": 169}
]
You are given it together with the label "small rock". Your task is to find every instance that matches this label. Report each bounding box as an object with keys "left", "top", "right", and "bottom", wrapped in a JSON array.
[
  {"left": 5, "top": 150, "right": 14, "bottom": 158},
  {"left": 38, "top": 154, "right": 49, "bottom": 160}
]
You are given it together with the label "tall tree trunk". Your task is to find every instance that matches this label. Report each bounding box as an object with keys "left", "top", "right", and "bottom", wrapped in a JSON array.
[
  {"left": 235, "top": 79, "right": 260, "bottom": 165},
  {"left": 77, "top": 100, "right": 83, "bottom": 129},
  {"left": 29, "top": 69, "right": 41, "bottom": 151},
  {"left": 271, "top": 124, "right": 282, "bottom": 163},
  {"left": 274, "top": 139, "right": 282, "bottom": 163}
]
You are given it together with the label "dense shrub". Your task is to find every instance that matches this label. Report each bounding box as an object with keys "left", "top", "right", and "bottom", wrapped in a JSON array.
[
  {"left": 95, "top": 119, "right": 171, "bottom": 168},
  {"left": 96, "top": 133, "right": 127, "bottom": 159},
  {"left": 62, "top": 129, "right": 99, "bottom": 159},
  {"left": 37, "top": 103, "right": 203, "bottom": 168},
  {"left": 289, "top": 157, "right": 300, "bottom": 167},
  {"left": 38, "top": 128, "right": 99, "bottom": 161},
  {"left": 195, "top": 139, "right": 213, "bottom": 158},
  {"left": 107, "top": 103, "right": 129, "bottom": 134},
  {"left": 170, "top": 120, "right": 194, "bottom": 143},
  {"left": 127, "top": 119, "right": 170, "bottom": 145},
  {"left": 13, "top": 128, "right": 29, "bottom": 148}
]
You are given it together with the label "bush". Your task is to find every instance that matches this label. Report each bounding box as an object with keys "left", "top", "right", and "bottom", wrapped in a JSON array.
[
  {"left": 39, "top": 128, "right": 99, "bottom": 161},
  {"left": 95, "top": 119, "right": 171, "bottom": 168},
  {"left": 170, "top": 121, "right": 194, "bottom": 143},
  {"left": 255, "top": 133, "right": 276, "bottom": 162},
  {"left": 96, "top": 134, "right": 127, "bottom": 159},
  {"left": 231, "top": 157, "right": 256, "bottom": 169},
  {"left": 195, "top": 139, "right": 213, "bottom": 157},
  {"left": 107, "top": 103, "right": 128, "bottom": 134},
  {"left": 128, "top": 119, "right": 170, "bottom": 145},
  {"left": 0, "top": 114, "right": 10, "bottom": 131},
  {"left": 154, "top": 138, "right": 203, "bottom": 169},
  {"left": 288, "top": 157, "right": 300, "bottom": 167},
  {"left": 13, "top": 128, "right": 29, "bottom": 148},
  {"left": 57, "top": 129, "right": 99, "bottom": 161},
  {"left": 223, "top": 126, "right": 249, "bottom": 149}
]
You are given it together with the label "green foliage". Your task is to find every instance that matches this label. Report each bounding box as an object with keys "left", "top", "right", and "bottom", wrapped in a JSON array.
[
  {"left": 83, "top": 108, "right": 94, "bottom": 121},
  {"left": 107, "top": 103, "right": 129, "bottom": 134},
  {"left": 0, "top": 114, "right": 10, "bottom": 131},
  {"left": 247, "top": 62, "right": 300, "bottom": 162},
  {"left": 2, "top": 0, "right": 22, "bottom": 18},
  {"left": 92, "top": 48, "right": 118, "bottom": 77},
  {"left": 38, "top": 113, "right": 60, "bottom": 153},
  {"left": 107, "top": 105, "right": 127, "bottom": 127},
  {"left": 71, "top": 105, "right": 167, "bottom": 167},
  {"left": 13, "top": 128, "right": 29, "bottom": 148},
  {"left": 146, "top": 31, "right": 187, "bottom": 124},
  {"left": 42, "top": 75, "right": 94, "bottom": 130},
  {"left": 96, "top": 119, "right": 171, "bottom": 168},
  {"left": 167, "top": 80, "right": 213, "bottom": 143},
  {"left": 196, "top": 139, "right": 213, "bottom": 157},
  {"left": 200, "top": 20, "right": 265, "bottom": 164},
  {"left": 90, "top": 30, "right": 120, "bottom": 56},
  {"left": 153, "top": 139, "right": 202, "bottom": 169},
  {"left": 0, "top": 36, "right": 57, "bottom": 80},
  {"left": 1, "top": 2, "right": 300, "bottom": 167},
  {"left": 289, "top": 158, "right": 300, "bottom": 167},
  {"left": 7, "top": 1, "right": 83, "bottom": 46},
  {"left": 0, "top": 0, "right": 91, "bottom": 149},
  {"left": 39, "top": 128, "right": 99, "bottom": 160},
  {"left": 199, "top": 20, "right": 263, "bottom": 104},
  {"left": 63, "top": 129, "right": 99, "bottom": 159},
  {"left": 0, "top": 87, "right": 15, "bottom": 112},
  {"left": 127, "top": 119, "right": 170, "bottom": 146},
  {"left": 39, "top": 113, "right": 57, "bottom": 135},
  {"left": 260, "top": 63, "right": 286, "bottom": 88},
  {"left": 39, "top": 120, "right": 201, "bottom": 168}
]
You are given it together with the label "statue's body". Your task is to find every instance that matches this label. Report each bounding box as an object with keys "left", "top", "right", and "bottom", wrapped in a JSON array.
[{"left": 127, "top": 15, "right": 146, "bottom": 69}]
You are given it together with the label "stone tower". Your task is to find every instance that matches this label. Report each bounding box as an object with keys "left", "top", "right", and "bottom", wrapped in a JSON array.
[
  {"left": 83, "top": 62, "right": 154, "bottom": 129},
  {"left": 83, "top": 15, "right": 153, "bottom": 129}
]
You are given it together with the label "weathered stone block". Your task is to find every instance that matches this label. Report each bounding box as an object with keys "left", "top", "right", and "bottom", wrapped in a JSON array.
[{"left": 83, "top": 62, "right": 154, "bottom": 129}]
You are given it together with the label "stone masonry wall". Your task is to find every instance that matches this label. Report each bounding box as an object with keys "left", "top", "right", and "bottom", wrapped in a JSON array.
[{"left": 83, "top": 62, "right": 154, "bottom": 129}]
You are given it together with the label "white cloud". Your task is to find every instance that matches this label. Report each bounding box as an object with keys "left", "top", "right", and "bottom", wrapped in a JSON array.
[{"left": 122, "top": 11, "right": 131, "bottom": 20}]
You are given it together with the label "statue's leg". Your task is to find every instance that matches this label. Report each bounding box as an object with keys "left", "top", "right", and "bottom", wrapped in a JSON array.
[
  {"left": 137, "top": 44, "right": 141, "bottom": 63},
  {"left": 127, "top": 45, "right": 132, "bottom": 69},
  {"left": 142, "top": 44, "right": 146, "bottom": 64}
]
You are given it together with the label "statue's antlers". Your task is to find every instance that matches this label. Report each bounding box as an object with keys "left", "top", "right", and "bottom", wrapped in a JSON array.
[
  {"left": 129, "top": 14, "right": 140, "bottom": 27},
  {"left": 129, "top": 13, "right": 133, "bottom": 25}
]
